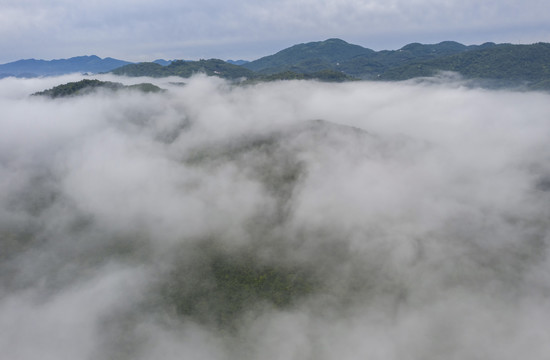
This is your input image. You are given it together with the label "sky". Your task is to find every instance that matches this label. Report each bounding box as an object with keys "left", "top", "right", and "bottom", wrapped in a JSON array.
[{"left": 2, "top": 0, "right": 550, "bottom": 63}]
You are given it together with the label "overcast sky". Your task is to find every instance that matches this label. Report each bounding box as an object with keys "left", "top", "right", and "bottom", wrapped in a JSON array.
[{"left": 2, "top": 0, "right": 550, "bottom": 63}]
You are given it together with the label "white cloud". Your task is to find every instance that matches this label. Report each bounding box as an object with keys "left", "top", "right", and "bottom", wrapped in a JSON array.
[
  {"left": 1, "top": 0, "right": 550, "bottom": 61},
  {"left": 2, "top": 75, "right": 550, "bottom": 359}
]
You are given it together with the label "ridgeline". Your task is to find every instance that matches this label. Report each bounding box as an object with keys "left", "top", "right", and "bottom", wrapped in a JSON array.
[
  {"left": 13, "top": 38, "right": 550, "bottom": 90},
  {"left": 109, "top": 39, "right": 550, "bottom": 89}
]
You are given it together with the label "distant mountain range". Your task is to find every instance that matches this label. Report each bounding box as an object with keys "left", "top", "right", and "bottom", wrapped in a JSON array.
[
  {"left": 3, "top": 39, "right": 550, "bottom": 89},
  {"left": 0, "top": 55, "right": 132, "bottom": 78}
]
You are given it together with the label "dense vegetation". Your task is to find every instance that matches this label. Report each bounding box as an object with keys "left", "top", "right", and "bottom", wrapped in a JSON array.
[
  {"left": 111, "top": 59, "right": 256, "bottom": 79},
  {"left": 21, "top": 39, "right": 550, "bottom": 90},
  {"left": 32, "top": 79, "right": 163, "bottom": 98},
  {"left": 254, "top": 69, "right": 354, "bottom": 82},
  {"left": 242, "top": 39, "right": 497, "bottom": 76},
  {"left": 106, "top": 38, "right": 550, "bottom": 89},
  {"left": 378, "top": 43, "right": 550, "bottom": 85},
  {"left": 159, "top": 248, "right": 316, "bottom": 327},
  {"left": 111, "top": 58, "right": 354, "bottom": 82},
  {"left": 238, "top": 39, "right": 550, "bottom": 89},
  {"left": 242, "top": 38, "right": 375, "bottom": 73},
  {"left": 31, "top": 71, "right": 352, "bottom": 99}
]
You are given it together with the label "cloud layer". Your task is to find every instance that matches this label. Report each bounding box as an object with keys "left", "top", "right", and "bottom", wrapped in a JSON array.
[
  {"left": 2, "top": 75, "right": 550, "bottom": 359},
  {"left": 2, "top": 0, "right": 550, "bottom": 62}
]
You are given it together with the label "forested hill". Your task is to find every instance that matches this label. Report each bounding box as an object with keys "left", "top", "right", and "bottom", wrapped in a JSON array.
[
  {"left": 377, "top": 42, "right": 550, "bottom": 88},
  {"left": 111, "top": 59, "right": 256, "bottom": 79},
  {"left": 238, "top": 39, "right": 550, "bottom": 89},
  {"left": 109, "top": 59, "right": 353, "bottom": 82},
  {"left": 32, "top": 79, "right": 163, "bottom": 98},
  {"left": 8, "top": 38, "right": 550, "bottom": 89},
  {"left": 242, "top": 39, "right": 497, "bottom": 76},
  {"left": 242, "top": 38, "right": 375, "bottom": 73},
  {"left": 106, "top": 39, "right": 550, "bottom": 89}
]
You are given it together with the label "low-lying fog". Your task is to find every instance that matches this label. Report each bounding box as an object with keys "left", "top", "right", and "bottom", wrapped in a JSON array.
[{"left": 2, "top": 74, "right": 550, "bottom": 360}]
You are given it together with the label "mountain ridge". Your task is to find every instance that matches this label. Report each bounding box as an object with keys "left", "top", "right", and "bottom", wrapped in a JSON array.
[
  {"left": 237, "top": 39, "right": 550, "bottom": 89},
  {"left": 111, "top": 59, "right": 256, "bottom": 79},
  {"left": 4, "top": 39, "right": 550, "bottom": 89},
  {"left": 243, "top": 39, "right": 500, "bottom": 77},
  {"left": 0, "top": 55, "right": 132, "bottom": 77}
]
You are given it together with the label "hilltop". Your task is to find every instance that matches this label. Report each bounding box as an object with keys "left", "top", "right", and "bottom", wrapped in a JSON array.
[
  {"left": 32, "top": 79, "right": 163, "bottom": 98},
  {"left": 242, "top": 38, "right": 375, "bottom": 74}
]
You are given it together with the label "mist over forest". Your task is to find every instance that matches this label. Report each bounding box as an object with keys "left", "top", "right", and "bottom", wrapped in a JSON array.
[{"left": 2, "top": 74, "right": 550, "bottom": 359}]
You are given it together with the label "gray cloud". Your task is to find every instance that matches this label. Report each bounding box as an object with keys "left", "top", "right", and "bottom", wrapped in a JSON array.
[
  {"left": 2, "top": 0, "right": 550, "bottom": 62},
  {"left": 2, "top": 75, "right": 550, "bottom": 359}
]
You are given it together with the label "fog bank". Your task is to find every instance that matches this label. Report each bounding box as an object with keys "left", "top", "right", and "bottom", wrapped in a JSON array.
[{"left": 2, "top": 75, "right": 550, "bottom": 359}]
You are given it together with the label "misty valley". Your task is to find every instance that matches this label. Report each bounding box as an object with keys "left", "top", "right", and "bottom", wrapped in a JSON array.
[{"left": 2, "top": 74, "right": 550, "bottom": 359}]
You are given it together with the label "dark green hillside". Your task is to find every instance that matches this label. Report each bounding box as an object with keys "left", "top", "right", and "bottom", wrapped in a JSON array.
[
  {"left": 395, "top": 41, "right": 495, "bottom": 58},
  {"left": 111, "top": 62, "right": 165, "bottom": 77},
  {"left": 241, "top": 39, "right": 495, "bottom": 78},
  {"left": 32, "top": 79, "right": 163, "bottom": 98},
  {"left": 337, "top": 43, "right": 468, "bottom": 78},
  {"left": 112, "top": 59, "right": 256, "bottom": 79},
  {"left": 379, "top": 43, "right": 550, "bottom": 88},
  {"left": 101, "top": 38, "right": 550, "bottom": 89},
  {"left": 256, "top": 69, "right": 354, "bottom": 82},
  {"left": 158, "top": 247, "right": 316, "bottom": 327},
  {"left": 111, "top": 57, "right": 353, "bottom": 82},
  {"left": 243, "top": 38, "right": 375, "bottom": 74},
  {"left": 6, "top": 38, "right": 550, "bottom": 88},
  {"left": 241, "top": 38, "right": 550, "bottom": 89}
]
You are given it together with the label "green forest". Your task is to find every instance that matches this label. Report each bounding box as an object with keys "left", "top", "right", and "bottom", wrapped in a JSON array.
[
  {"left": 106, "top": 39, "right": 550, "bottom": 90},
  {"left": 32, "top": 79, "right": 163, "bottom": 98}
]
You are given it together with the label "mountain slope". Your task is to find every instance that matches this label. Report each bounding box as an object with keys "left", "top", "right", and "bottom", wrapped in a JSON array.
[
  {"left": 0, "top": 55, "right": 132, "bottom": 77},
  {"left": 32, "top": 79, "right": 163, "bottom": 98},
  {"left": 7, "top": 39, "right": 550, "bottom": 89},
  {"left": 242, "top": 39, "right": 497, "bottom": 77},
  {"left": 111, "top": 59, "right": 256, "bottom": 79},
  {"left": 239, "top": 39, "right": 550, "bottom": 89},
  {"left": 242, "top": 38, "right": 375, "bottom": 74},
  {"left": 378, "top": 42, "right": 550, "bottom": 86},
  {"left": 337, "top": 41, "right": 497, "bottom": 77}
]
